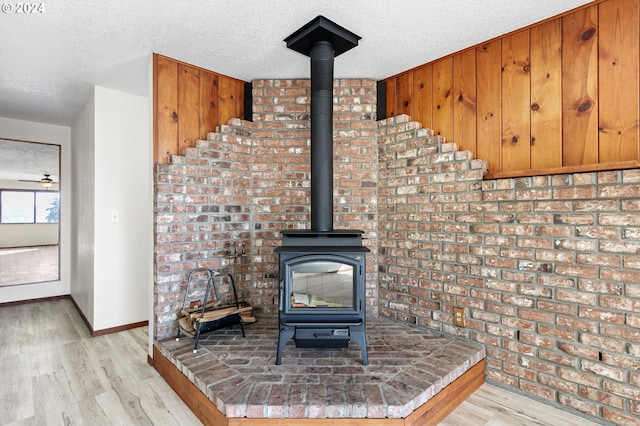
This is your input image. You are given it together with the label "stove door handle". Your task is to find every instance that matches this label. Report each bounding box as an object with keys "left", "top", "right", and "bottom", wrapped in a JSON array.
[{"left": 279, "top": 280, "right": 284, "bottom": 311}]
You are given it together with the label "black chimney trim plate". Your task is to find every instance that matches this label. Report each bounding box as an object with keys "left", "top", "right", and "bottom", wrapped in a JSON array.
[{"left": 284, "top": 15, "right": 361, "bottom": 57}]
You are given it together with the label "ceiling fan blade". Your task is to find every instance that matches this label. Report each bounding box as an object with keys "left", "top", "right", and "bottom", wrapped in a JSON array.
[{"left": 17, "top": 174, "right": 56, "bottom": 185}]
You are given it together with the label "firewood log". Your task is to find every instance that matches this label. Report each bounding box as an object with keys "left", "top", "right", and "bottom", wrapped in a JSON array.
[
  {"left": 179, "top": 317, "right": 195, "bottom": 335},
  {"left": 196, "top": 306, "right": 252, "bottom": 322}
]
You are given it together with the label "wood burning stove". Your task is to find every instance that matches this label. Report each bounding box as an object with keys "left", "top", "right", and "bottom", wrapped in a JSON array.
[
  {"left": 275, "top": 17, "right": 369, "bottom": 365},
  {"left": 275, "top": 230, "right": 369, "bottom": 365}
]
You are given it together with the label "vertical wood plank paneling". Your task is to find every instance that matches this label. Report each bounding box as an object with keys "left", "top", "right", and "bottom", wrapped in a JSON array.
[
  {"left": 562, "top": 5, "right": 599, "bottom": 166},
  {"left": 432, "top": 57, "right": 453, "bottom": 138},
  {"left": 381, "top": 0, "right": 640, "bottom": 176},
  {"left": 598, "top": 0, "right": 640, "bottom": 162},
  {"left": 413, "top": 65, "right": 433, "bottom": 129},
  {"left": 396, "top": 72, "right": 414, "bottom": 117},
  {"left": 501, "top": 30, "right": 531, "bottom": 173},
  {"left": 386, "top": 77, "right": 397, "bottom": 118},
  {"left": 154, "top": 55, "right": 179, "bottom": 165},
  {"left": 530, "top": 19, "right": 563, "bottom": 170},
  {"left": 199, "top": 71, "right": 220, "bottom": 138},
  {"left": 153, "top": 54, "right": 246, "bottom": 164},
  {"left": 453, "top": 49, "right": 477, "bottom": 153},
  {"left": 177, "top": 64, "right": 201, "bottom": 156},
  {"left": 219, "top": 76, "right": 238, "bottom": 126},
  {"left": 476, "top": 40, "right": 502, "bottom": 175}
]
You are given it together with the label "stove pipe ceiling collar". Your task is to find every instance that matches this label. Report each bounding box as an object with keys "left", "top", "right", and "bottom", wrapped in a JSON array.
[{"left": 284, "top": 16, "right": 361, "bottom": 232}]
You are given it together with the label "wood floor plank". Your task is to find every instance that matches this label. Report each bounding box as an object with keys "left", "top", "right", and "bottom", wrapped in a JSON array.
[
  {"left": 0, "top": 322, "right": 21, "bottom": 358},
  {"left": 0, "top": 353, "right": 34, "bottom": 424},
  {"left": 439, "top": 383, "right": 602, "bottom": 426},
  {"left": 3, "top": 417, "right": 38, "bottom": 426},
  {"left": 103, "top": 331, "right": 156, "bottom": 382},
  {"left": 74, "top": 396, "right": 112, "bottom": 425},
  {"left": 29, "top": 341, "right": 63, "bottom": 377},
  {"left": 58, "top": 340, "right": 108, "bottom": 399},
  {"left": 95, "top": 387, "right": 154, "bottom": 426},
  {"left": 31, "top": 370, "right": 76, "bottom": 425}
]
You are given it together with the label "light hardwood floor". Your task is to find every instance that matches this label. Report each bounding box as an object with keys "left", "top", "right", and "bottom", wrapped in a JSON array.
[
  {"left": 0, "top": 299, "right": 602, "bottom": 426},
  {"left": 0, "top": 298, "right": 200, "bottom": 425},
  {"left": 440, "top": 384, "right": 602, "bottom": 426}
]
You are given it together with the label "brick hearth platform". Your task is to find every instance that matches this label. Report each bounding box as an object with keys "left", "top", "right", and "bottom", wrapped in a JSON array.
[{"left": 154, "top": 317, "right": 485, "bottom": 425}]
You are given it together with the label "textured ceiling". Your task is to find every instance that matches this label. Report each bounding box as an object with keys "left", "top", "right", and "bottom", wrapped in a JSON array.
[
  {"left": 0, "top": 0, "right": 593, "bottom": 128},
  {"left": 0, "top": 139, "right": 59, "bottom": 182}
]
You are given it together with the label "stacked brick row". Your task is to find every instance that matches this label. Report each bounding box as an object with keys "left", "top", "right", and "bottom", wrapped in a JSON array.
[{"left": 378, "top": 115, "right": 640, "bottom": 424}]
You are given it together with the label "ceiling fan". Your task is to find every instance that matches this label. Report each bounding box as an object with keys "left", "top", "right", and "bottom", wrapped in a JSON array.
[{"left": 18, "top": 173, "right": 56, "bottom": 188}]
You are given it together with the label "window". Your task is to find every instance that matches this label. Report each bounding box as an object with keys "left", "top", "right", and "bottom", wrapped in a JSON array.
[
  {"left": 36, "top": 192, "right": 59, "bottom": 223},
  {"left": 0, "top": 190, "right": 59, "bottom": 223}
]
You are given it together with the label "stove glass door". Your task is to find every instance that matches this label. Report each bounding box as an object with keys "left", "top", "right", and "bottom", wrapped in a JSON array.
[{"left": 288, "top": 259, "right": 354, "bottom": 310}]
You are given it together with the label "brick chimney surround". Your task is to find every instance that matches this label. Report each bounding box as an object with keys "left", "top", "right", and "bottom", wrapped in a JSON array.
[{"left": 155, "top": 78, "right": 640, "bottom": 424}]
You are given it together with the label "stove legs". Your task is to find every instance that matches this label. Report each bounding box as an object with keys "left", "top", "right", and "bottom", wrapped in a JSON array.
[
  {"left": 275, "top": 323, "right": 368, "bottom": 366},
  {"left": 350, "top": 323, "right": 368, "bottom": 366},
  {"left": 276, "top": 324, "right": 295, "bottom": 365}
]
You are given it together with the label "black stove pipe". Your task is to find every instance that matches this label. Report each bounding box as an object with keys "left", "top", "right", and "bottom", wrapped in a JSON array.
[
  {"left": 284, "top": 16, "right": 360, "bottom": 233},
  {"left": 310, "top": 40, "right": 335, "bottom": 232}
]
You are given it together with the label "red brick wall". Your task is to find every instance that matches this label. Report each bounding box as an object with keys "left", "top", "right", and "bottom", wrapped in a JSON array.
[
  {"left": 154, "top": 79, "right": 379, "bottom": 335},
  {"left": 378, "top": 115, "right": 640, "bottom": 424},
  {"left": 154, "top": 121, "right": 255, "bottom": 334}
]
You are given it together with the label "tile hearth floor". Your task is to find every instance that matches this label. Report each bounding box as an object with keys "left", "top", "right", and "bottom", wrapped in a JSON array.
[{"left": 156, "top": 317, "right": 485, "bottom": 420}]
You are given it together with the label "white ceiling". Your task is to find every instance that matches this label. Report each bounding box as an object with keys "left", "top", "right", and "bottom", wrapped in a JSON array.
[
  {"left": 0, "top": 139, "right": 59, "bottom": 182},
  {"left": 0, "top": 0, "right": 593, "bottom": 128}
]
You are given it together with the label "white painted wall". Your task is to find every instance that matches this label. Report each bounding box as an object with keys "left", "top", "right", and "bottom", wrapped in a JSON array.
[
  {"left": 0, "top": 224, "right": 58, "bottom": 247},
  {"left": 0, "top": 117, "right": 71, "bottom": 303},
  {"left": 70, "top": 86, "right": 151, "bottom": 331},
  {"left": 71, "top": 91, "right": 96, "bottom": 322},
  {"left": 92, "top": 86, "right": 151, "bottom": 330}
]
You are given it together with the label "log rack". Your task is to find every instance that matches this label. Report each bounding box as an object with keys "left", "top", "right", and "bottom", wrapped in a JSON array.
[{"left": 176, "top": 268, "right": 245, "bottom": 353}]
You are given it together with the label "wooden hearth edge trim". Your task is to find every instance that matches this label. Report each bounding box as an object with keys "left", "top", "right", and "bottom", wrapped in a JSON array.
[
  {"left": 152, "top": 345, "right": 485, "bottom": 426},
  {"left": 152, "top": 345, "right": 230, "bottom": 426}
]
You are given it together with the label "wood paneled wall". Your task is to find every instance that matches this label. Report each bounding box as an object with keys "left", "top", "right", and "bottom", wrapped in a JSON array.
[
  {"left": 385, "top": 0, "right": 640, "bottom": 178},
  {"left": 153, "top": 54, "right": 246, "bottom": 164}
]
